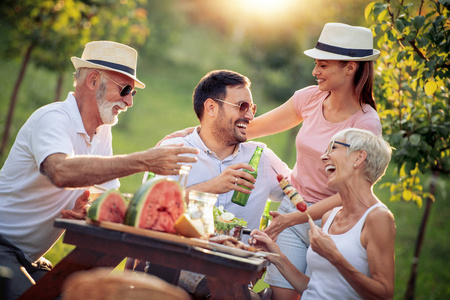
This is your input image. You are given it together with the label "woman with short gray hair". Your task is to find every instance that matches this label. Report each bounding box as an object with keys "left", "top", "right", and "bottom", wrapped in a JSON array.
[
  {"left": 331, "top": 127, "right": 391, "bottom": 184},
  {"left": 251, "top": 128, "right": 396, "bottom": 299}
]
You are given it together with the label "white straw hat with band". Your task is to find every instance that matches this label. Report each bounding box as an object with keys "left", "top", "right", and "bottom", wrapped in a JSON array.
[
  {"left": 71, "top": 41, "right": 145, "bottom": 89},
  {"left": 304, "top": 23, "right": 380, "bottom": 61}
]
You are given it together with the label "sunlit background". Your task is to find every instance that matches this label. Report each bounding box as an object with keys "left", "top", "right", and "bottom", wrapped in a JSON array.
[{"left": 0, "top": 1, "right": 448, "bottom": 299}]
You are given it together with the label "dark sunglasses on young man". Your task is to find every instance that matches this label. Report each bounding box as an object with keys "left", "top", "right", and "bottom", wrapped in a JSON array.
[
  {"left": 213, "top": 98, "right": 257, "bottom": 115},
  {"left": 108, "top": 78, "right": 137, "bottom": 97}
]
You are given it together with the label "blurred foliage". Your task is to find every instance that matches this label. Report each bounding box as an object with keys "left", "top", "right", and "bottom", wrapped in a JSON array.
[
  {"left": 0, "top": 0, "right": 149, "bottom": 73},
  {"left": 157, "top": 0, "right": 372, "bottom": 105},
  {"left": 366, "top": 0, "right": 449, "bottom": 207}
]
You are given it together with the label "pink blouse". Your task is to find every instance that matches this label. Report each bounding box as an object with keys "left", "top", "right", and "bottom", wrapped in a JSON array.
[{"left": 290, "top": 86, "right": 381, "bottom": 203}]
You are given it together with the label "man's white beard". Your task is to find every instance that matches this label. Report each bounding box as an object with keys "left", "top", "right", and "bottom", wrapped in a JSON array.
[{"left": 96, "top": 83, "right": 124, "bottom": 125}]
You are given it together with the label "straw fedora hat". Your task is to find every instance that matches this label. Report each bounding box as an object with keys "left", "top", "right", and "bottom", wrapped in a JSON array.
[
  {"left": 304, "top": 23, "right": 380, "bottom": 61},
  {"left": 71, "top": 41, "right": 145, "bottom": 88}
]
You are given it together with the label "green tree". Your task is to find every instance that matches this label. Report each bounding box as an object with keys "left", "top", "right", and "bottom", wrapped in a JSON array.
[
  {"left": 0, "top": 0, "right": 149, "bottom": 157},
  {"left": 366, "top": 0, "right": 449, "bottom": 298}
]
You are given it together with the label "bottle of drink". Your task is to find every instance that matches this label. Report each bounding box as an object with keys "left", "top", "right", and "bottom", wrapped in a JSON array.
[
  {"left": 231, "top": 146, "right": 263, "bottom": 206},
  {"left": 142, "top": 171, "right": 156, "bottom": 184},
  {"left": 259, "top": 200, "right": 272, "bottom": 230},
  {"left": 178, "top": 165, "right": 191, "bottom": 201}
]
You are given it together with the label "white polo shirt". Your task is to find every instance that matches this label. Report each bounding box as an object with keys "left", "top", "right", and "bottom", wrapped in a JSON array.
[
  {"left": 0, "top": 92, "right": 119, "bottom": 261},
  {"left": 160, "top": 127, "right": 291, "bottom": 242}
]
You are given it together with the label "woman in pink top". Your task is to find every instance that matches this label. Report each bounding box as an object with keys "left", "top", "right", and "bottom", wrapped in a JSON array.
[
  {"left": 246, "top": 23, "right": 382, "bottom": 300},
  {"left": 250, "top": 128, "right": 395, "bottom": 299}
]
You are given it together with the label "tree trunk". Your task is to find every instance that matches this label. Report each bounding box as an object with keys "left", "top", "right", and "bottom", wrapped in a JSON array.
[
  {"left": 54, "top": 73, "right": 64, "bottom": 102},
  {"left": 0, "top": 42, "right": 35, "bottom": 157},
  {"left": 404, "top": 171, "right": 438, "bottom": 300}
]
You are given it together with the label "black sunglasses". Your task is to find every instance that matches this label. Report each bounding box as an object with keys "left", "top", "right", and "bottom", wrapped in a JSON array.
[
  {"left": 212, "top": 98, "right": 257, "bottom": 115},
  {"left": 108, "top": 78, "right": 137, "bottom": 97}
]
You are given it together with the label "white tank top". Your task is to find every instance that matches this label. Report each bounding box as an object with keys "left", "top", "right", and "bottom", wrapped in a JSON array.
[{"left": 302, "top": 203, "right": 386, "bottom": 299}]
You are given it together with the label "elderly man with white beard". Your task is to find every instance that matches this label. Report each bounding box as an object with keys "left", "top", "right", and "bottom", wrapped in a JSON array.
[{"left": 0, "top": 41, "right": 198, "bottom": 300}]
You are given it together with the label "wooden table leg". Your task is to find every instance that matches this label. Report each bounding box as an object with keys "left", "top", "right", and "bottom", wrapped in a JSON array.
[
  {"left": 207, "top": 277, "right": 252, "bottom": 300},
  {"left": 18, "top": 247, "right": 122, "bottom": 300},
  {"left": 146, "top": 263, "right": 180, "bottom": 285}
]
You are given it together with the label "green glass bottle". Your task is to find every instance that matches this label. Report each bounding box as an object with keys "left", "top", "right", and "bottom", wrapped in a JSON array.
[
  {"left": 231, "top": 146, "right": 263, "bottom": 206},
  {"left": 259, "top": 200, "right": 272, "bottom": 230}
]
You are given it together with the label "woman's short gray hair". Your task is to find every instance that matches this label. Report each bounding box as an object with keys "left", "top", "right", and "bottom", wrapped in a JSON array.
[{"left": 332, "top": 128, "right": 392, "bottom": 184}]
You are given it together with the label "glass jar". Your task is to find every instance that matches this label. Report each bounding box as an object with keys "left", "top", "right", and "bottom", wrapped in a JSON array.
[{"left": 187, "top": 190, "right": 218, "bottom": 235}]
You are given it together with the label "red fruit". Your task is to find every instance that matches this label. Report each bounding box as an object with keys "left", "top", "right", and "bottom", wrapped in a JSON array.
[
  {"left": 276, "top": 174, "right": 284, "bottom": 182},
  {"left": 296, "top": 201, "right": 307, "bottom": 212},
  {"left": 124, "top": 178, "right": 185, "bottom": 233},
  {"left": 87, "top": 190, "right": 128, "bottom": 223}
]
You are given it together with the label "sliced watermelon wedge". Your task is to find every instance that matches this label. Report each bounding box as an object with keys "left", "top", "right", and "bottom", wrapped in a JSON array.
[
  {"left": 124, "top": 178, "right": 185, "bottom": 233},
  {"left": 87, "top": 189, "right": 128, "bottom": 223}
]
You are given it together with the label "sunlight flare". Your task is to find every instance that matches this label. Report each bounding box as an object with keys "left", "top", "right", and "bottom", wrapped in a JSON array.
[{"left": 240, "top": 0, "right": 297, "bottom": 17}]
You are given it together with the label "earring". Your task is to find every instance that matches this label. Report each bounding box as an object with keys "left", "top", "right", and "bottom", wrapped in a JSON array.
[{"left": 354, "top": 163, "right": 357, "bottom": 167}]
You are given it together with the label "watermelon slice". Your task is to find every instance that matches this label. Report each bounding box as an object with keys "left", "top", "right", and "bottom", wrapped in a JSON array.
[
  {"left": 87, "top": 190, "right": 128, "bottom": 223},
  {"left": 124, "top": 178, "right": 185, "bottom": 233}
]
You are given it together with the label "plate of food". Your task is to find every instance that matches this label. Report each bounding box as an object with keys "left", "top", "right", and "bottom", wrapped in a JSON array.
[{"left": 213, "top": 206, "right": 247, "bottom": 235}]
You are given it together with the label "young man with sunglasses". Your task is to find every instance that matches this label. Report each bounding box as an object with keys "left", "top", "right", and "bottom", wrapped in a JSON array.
[
  {"left": 160, "top": 69, "right": 290, "bottom": 239},
  {"left": 155, "top": 69, "right": 289, "bottom": 298},
  {"left": 0, "top": 41, "right": 198, "bottom": 300}
]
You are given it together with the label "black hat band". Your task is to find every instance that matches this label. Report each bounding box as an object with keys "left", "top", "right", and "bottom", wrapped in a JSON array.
[
  {"left": 87, "top": 60, "right": 135, "bottom": 76},
  {"left": 315, "top": 42, "right": 373, "bottom": 57}
]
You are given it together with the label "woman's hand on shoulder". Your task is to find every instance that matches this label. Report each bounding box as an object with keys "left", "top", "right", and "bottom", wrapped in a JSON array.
[{"left": 156, "top": 126, "right": 197, "bottom": 146}]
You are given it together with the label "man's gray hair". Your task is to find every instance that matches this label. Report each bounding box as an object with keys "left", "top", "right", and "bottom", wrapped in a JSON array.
[
  {"left": 333, "top": 128, "right": 392, "bottom": 184},
  {"left": 73, "top": 68, "right": 108, "bottom": 87}
]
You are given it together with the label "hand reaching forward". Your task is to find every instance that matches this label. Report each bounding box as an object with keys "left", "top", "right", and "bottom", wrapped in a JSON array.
[
  {"left": 249, "top": 229, "right": 282, "bottom": 264},
  {"left": 262, "top": 211, "right": 288, "bottom": 242},
  {"left": 61, "top": 190, "right": 91, "bottom": 220},
  {"left": 144, "top": 144, "right": 199, "bottom": 175}
]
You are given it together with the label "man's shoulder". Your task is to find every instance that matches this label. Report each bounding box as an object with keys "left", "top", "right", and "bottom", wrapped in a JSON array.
[
  {"left": 25, "top": 102, "right": 69, "bottom": 127},
  {"left": 240, "top": 140, "right": 268, "bottom": 149},
  {"left": 160, "top": 134, "right": 195, "bottom": 147},
  {"left": 240, "top": 141, "right": 281, "bottom": 160}
]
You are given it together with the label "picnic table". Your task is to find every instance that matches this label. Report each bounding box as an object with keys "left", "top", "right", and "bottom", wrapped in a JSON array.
[{"left": 18, "top": 219, "right": 269, "bottom": 300}]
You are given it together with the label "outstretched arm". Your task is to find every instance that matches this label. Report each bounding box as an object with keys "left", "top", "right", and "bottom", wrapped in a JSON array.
[
  {"left": 246, "top": 97, "right": 302, "bottom": 139},
  {"left": 250, "top": 230, "right": 310, "bottom": 293},
  {"left": 41, "top": 144, "right": 199, "bottom": 188},
  {"left": 264, "top": 193, "right": 341, "bottom": 241},
  {"left": 154, "top": 97, "right": 302, "bottom": 143}
]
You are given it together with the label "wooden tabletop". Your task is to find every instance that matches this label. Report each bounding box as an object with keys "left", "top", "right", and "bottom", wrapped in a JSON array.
[{"left": 18, "top": 219, "right": 269, "bottom": 300}]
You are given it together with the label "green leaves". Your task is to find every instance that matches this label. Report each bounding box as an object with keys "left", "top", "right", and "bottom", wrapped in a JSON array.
[
  {"left": 424, "top": 80, "right": 437, "bottom": 95},
  {"left": 413, "top": 15, "right": 425, "bottom": 30},
  {"left": 368, "top": 0, "right": 450, "bottom": 206},
  {"left": 0, "top": 0, "right": 150, "bottom": 73},
  {"left": 365, "top": 2, "right": 389, "bottom": 22}
]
